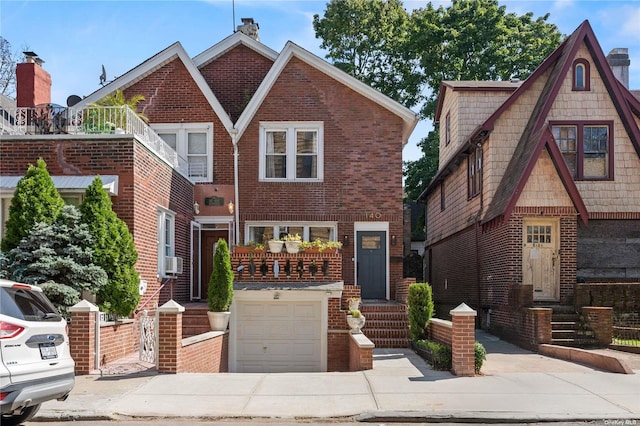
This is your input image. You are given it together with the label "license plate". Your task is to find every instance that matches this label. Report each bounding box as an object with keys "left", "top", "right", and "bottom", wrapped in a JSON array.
[{"left": 39, "top": 343, "right": 58, "bottom": 360}]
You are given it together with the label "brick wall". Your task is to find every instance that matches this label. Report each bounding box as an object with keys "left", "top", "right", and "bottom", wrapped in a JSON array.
[
  {"left": 98, "top": 320, "right": 138, "bottom": 367},
  {"left": 69, "top": 309, "right": 96, "bottom": 375},
  {"left": 231, "top": 252, "right": 342, "bottom": 282},
  {"left": 327, "top": 331, "right": 349, "bottom": 371},
  {"left": 349, "top": 334, "right": 373, "bottom": 370},
  {"left": 427, "top": 318, "right": 452, "bottom": 346},
  {"left": 582, "top": 306, "right": 613, "bottom": 346},
  {"left": 574, "top": 282, "right": 640, "bottom": 311},
  {"left": 179, "top": 333, "right": 228, "bottom": 373}
]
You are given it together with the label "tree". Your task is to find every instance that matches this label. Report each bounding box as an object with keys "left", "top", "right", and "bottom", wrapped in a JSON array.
[
  {"left": 207, "top": 239, "right": 234, "bottom": 312},
  {"left": 1, "top": 159, "right": 65, "bottom": 252},
  {"left": 314, "top": 0, "right": 563, "bottom": 201},
  {"left": 79, "top": 177, "right": 140, "bottom": 317},
  {"left": 313, "top": 0, "right": 423, "bottom": 108},
  {"left": 0, "top": 36, "right": 22, "bottom": 97},
  {"left": 3, "top": 205, "right": 108, "bottom": 316},
  {"left": 92, "top": 88, "right": 148, "bottom": 123}
]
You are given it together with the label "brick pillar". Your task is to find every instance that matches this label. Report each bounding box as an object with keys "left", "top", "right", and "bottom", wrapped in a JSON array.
[
  {"left": 68, "top": 300, "right": 98, "bottom": 375},
  {"left": 527, "top": 307, "right": 552, "bottom": 346},
  {"left": 157, "top": 300, "right": 184, "bottom": 374},
  {"left": 450, "top": 303, "right": 477, "bottom": 377},
  {"left": 582, "top": 306, "right": 613, "bottom": 346}
]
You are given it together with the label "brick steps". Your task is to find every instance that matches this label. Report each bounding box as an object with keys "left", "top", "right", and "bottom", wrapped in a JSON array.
[
  {"left": 182, "top": 305, "right": 210, "bottom": 338},
  {"left": 360, "top": 303, "right": 410, "bottom": 348},
  {"left": 545, "top": 305, "right": 599, "bottom": 348}
]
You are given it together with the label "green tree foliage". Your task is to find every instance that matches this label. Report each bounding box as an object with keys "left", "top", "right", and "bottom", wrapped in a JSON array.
[
  {"left": 314, "top": 0, "right": 562, "bottom": 202},
  {"left": 92, "top": 88, "right": 148, "bottom": 124},
  {"left": 313, "top": 0, "right": 422, "bottom": 108},
  {"left": 79, "top": 177, "right": 140, "bottom": 317},
  {"left": 1, "top": 159, "right": 65, "bottom": 252},
  {"left": 408, "top": 283, "right": 434, "bottom": 342},
  {"left": 208, "top": 239, "right": 234, "bottom": 312},
  {"left": 3, "top": 205, "right": 108, "bottom": 316}
]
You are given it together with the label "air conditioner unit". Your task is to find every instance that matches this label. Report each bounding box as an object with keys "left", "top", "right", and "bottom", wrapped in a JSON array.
[{"left": 165, "top": 256, "right": 184, "bottom": 275}]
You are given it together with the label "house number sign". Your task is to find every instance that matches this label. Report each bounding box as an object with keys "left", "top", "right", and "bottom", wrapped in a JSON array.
[{"left": 364, "top": 211, "right": 382, "bottom": 219}]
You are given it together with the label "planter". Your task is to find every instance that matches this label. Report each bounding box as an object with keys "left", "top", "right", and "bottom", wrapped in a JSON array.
[
  {"left": 268, "top": 240, "right": 284, "bottom": 253},
  {"left": 284, "top": 240, "right": 301, "bottom": 254},
  {"left": 347, "top": 315, "right": 366, "bottom": 334},
  {"left": 207, "top": 311, "right": 230, "bottom": 331}
]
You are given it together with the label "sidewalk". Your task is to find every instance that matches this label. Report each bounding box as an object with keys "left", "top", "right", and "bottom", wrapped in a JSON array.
[{"left": 35, "top": 332, "right": 640, "bottom": 423}]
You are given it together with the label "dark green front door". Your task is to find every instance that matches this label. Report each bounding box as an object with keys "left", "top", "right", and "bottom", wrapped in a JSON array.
[{"left": 357, "top": 231, "right": 386, "bottom": 299}]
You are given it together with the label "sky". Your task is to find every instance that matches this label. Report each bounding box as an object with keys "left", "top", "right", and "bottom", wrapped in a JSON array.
[{"left": 2, "top": 0, "right": 640, "bottom": 163}]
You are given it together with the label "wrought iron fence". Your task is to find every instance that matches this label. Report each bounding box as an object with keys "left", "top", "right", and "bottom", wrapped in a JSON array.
[
  {"left": 2, "top": 104, "right": 187, "bottom": 176},
  {"left": 613, "top": 312, "right": 640, "bottom": 347}
]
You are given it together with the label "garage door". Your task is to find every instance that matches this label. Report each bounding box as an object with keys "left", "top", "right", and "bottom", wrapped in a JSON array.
[{"left": 235, "top": 301, "right": 322, "bottom": 373}]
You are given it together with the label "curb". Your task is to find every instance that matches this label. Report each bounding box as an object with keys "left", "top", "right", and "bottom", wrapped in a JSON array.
[{"left": 357, "top": 410, "right": 640, "bottom": 423}]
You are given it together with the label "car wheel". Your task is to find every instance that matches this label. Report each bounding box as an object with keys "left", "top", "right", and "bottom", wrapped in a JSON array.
[{"left": 1, "top": 404, "right": 41, "bottom": 426}]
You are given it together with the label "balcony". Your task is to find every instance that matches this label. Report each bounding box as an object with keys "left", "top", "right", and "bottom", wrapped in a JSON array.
[{"left": 1, "top": 104, "right": 187, "bottom": 176}]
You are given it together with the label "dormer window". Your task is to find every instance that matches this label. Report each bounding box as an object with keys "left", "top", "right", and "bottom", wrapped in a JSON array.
[{"left": 572, "top": 59, "right": 590, "bottom": 91}]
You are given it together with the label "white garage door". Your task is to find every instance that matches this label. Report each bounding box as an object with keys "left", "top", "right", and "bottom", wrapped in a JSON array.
[{"left": 235, "top": 301, "right": 322, "bottom": 373}]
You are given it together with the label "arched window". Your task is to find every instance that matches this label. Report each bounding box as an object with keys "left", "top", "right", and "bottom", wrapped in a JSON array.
[{"left": 572, "top": 59, "right": 590, "bottom": 91}]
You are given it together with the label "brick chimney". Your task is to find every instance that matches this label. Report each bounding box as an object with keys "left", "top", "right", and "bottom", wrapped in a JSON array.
[
  {"left": 16, "top": 52, "right": 51, "bottom": 107},
  {"left": 606, "top": 48, "right": 630, "bottom": 89},
  {"left": 237, "top": 17, "right": 259, "bottom": 41}
]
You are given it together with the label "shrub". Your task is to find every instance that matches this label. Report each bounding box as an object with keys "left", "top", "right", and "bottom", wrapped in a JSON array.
[
  {"left": 475, "top": 341, "right": 487, "bottom": 374},
  {"left": 408, "top": 283, "right": 434, "bottom": 341},
  {"left": 415, "top": 339, "right": 452, "bottom": 371},
  {"left": 208, "top": 239, "right": 234, "bottom": 312}
]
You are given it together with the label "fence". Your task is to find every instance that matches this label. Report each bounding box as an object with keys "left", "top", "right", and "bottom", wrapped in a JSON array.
[{"left": 613, "top": 312, "right": 640, "bottom": 347}]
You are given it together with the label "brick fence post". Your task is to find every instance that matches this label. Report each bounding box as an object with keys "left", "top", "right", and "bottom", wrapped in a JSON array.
[
  {"left": 582, "top": 306, "right": 613, "bottom": 346},
  {"left": 68, "top": 300, "right": 99, "bottom": 375},
  {"left": 450, "top": 303, "right": 477, "bottom": 377},
  {"left": 157, "top": 300, "right": 184, "bottom": 374}
]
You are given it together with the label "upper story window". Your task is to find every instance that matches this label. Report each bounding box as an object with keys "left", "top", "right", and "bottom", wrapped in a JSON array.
[
  {"left": 157, "top": 207, "right": 175, "bottom": 277},
  {"left": 153, "top": 123, "right": 213, "bottom": 182},
  {"left": 551, "top": 121, "right": 613, "bottom": 180},
  {"left": 445, "top": 112, "right": 451, "bottom": 146},
  {"left": 440, "top": 182, "right": 445, "bottom": 211},
  {"left": 572, "top": 59, "right": 590, "bottom": 91},
  {"left": 467, "top": 146, "right": 482, "bottom": 198},
  {"left": 259, "top": 122, "right": 324, "bottom": 182}
]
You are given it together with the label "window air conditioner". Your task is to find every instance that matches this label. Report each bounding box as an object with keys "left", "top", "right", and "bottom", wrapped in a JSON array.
[{"left": 165, "top": 256, "right": 184, "bottom": 275}]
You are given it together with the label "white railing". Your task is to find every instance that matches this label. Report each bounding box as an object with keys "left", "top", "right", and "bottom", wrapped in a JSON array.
[{"left": 2, "top": 105, "right": 187, "bottom": 175}]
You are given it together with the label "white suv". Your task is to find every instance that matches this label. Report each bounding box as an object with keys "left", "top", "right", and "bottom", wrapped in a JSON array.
[{"left": 0, "top": 279, "right": 75, "bottom": 425}]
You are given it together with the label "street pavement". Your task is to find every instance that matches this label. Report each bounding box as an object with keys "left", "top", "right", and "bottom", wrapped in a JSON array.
[{"left": 34, "top": 331, "right": 640, "bottom": 423}]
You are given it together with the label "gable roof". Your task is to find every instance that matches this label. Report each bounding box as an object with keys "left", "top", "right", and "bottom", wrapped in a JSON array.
[
  {"left": 192, "top": 31, "right": 278, "bottom": 67},
  {"left": 75, "top": 42, "right": 235, "bottom": 133},
  {"left": 233, "top": 41, "right": 419, "bottom": 144}
]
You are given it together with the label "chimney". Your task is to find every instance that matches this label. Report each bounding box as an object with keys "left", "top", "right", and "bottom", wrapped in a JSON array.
[
  {"left": 237, "top": 17, "right": 259, "bottom": 41},
  {"left": 16, "top": 51, "right": 51, "bottom": 107},
  {"left": 606, "top": 48, "right": 630, "bottom": 89}
]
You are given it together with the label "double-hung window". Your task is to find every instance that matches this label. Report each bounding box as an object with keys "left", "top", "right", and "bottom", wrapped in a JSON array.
[
  {"left": 246, "top": 222, "right": 336, "bottom": 244},
  {"left": 157, "top": 207, "right": 175, "bottom": 277},
  {"left": 153, "top": 123, "right": 213, "bottom": 182},
  {"left": 259, "top": 122, "right": 323, "bottom": 181},
  {"left": 551, "top": 121, "right": 612, "bottom": 180},
  {"left": 467, "top": 147, "right": 482, "bottom": 198}
]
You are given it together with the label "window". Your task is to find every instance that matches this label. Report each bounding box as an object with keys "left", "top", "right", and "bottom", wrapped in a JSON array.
[
  {"left": 246, "top": 222, "right": 336, "bottom": 244},
  {"left": 157, "top": 207, "right": 175, "bottom": 277},
  {"left": 445, "top": 112, "right": 451, "bottom": 146},
  {"left": 572, "top": 59, "right": 590, "bottom": 91},
  {"left": 467, "top": 147, "right": 482, "bottom": 198},
  {"left": 551, "top": 122, "right": 612, "bottom": 180},
  {"left": 153, "top": 123, "right": 213, "bottom": 182},
  {"left": 259, "top": 122, "right": 323, "bottom": 181},
  {"left": 440, "top": 183, "right": 445, "bottom": 211}
]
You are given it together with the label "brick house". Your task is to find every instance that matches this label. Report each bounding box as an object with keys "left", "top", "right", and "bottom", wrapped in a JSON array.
[
  {"left": 419, "top": 20, "right": 640, "bottom": 347},
  {"left": 1, "top": 20, "right": 418, "bottom": 372}
]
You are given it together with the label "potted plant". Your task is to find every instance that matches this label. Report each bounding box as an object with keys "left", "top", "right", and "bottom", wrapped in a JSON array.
[
  {"left": 347, "top": 308, "right": 366, "bottom": 334},
  {"left": 207, "top": 239, "right": 234, "bottom": 331},
  {"left": 283, "top": 233, "right": 302, "bottom": 254},
  {"left": 234, "top": 241, "right": 264, "bottom": 254},
  {"left": 348, "top": 297, "right": 360, "bottom": 311},
  {"left": 267, "top": 238, "right": 284, "bottom": 253},
  {"left": 300, "top": 239, "right": 343, "bottom": 253}
]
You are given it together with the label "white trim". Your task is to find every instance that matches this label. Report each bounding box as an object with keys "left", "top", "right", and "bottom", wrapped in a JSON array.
[
  {"left": 0, "top": 175, "right": 118, "bottom": 196},
  {"left": 157, "top": 207, "right": 176, "bottom": 278},
  {"left": 75, "top": 43, "right": 234, "bottom": 134},
  {"left": 152, "top": 123, "right": 214, "bottom": 182},
  {"left": 235, "top": 41, "right": 418, "bottom": 144},
  {"left": 229, "top": 289, "right": 340, "bottom": 372},
  {"left": 244, "top": 221, "right": 338, "bottom": 244},
  {"left": 354, "top": 222, "right": 390, "bottom": 300},
  {"left": 258, "top": 122, "right": 324, "bottom": 182},
  {"left": 190, "top": 221, "right": 201, "bottom": 301},
  {"left": 193, "top": 31, "right": 278, "bottom": 67}
]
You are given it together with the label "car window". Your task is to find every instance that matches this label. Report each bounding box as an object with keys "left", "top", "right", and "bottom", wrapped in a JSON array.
[{"left": 0, "top": 287, "right": 61, "bottom": 321}]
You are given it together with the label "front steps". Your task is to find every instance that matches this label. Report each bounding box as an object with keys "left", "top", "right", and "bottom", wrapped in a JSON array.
[
  {"left": 182, "top": 303, "right": 210, "bottom": 337},
  {"left": 360, "top": 302, "right": 410, "bottom": 348},
  {"left": 547, "top": 305, "right": 599, "bottom": 348}
]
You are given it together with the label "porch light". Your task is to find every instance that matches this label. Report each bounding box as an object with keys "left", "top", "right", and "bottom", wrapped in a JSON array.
[
  {"left": 342, "top": 235, "right": 349, "bottom": 247},
  {"left": 228, "top": 200, "right": 235, "bottom": 215},
  {"left": 391, "top": 235, "right": 397, "bottom": 245},
  {"left": 193, "top": 201, "right": 200, "bottom": 215}
]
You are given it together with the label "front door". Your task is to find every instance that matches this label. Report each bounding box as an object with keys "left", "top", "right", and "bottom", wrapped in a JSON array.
[
  {"left": 201, "top": 230, "right": 228, "bottom": 299},
  {"left": 522, "top": 219, "right": 559, "bottom": 301},
  {"left": 357, "top": 231, "right": 387, "bottom": 299}
]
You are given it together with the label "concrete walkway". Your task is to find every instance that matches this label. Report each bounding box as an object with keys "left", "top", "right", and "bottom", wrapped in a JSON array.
[{"left": 35, "top": 332, "right": 640, "bottom": 423}]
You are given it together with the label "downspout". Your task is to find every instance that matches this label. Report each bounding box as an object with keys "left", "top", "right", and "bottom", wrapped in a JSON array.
[
  {"left": 231, "top": 128, "right": 240, "bottom": 244},
  {"left": 474, "top": 134, "right": 486, "bottom": 328}
]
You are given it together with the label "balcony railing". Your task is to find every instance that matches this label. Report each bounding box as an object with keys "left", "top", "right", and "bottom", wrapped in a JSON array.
[{"left": 1, "top": 104, "right": 187, "bottom": 175}]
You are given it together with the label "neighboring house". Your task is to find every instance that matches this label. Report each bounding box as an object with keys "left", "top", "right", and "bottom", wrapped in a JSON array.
[
  {"left": 419, "top": 20, "right": 640, "bottom": 346},
  {"left": 0, "top": 20, "right": 418, "bottom": 372}
]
